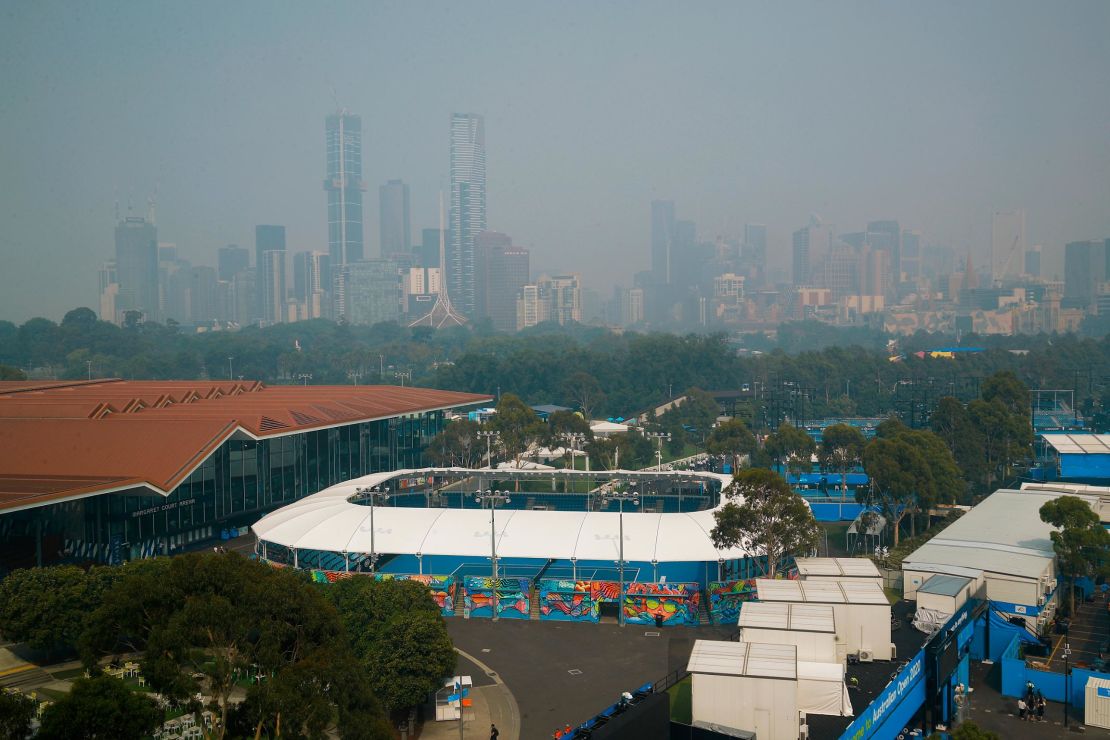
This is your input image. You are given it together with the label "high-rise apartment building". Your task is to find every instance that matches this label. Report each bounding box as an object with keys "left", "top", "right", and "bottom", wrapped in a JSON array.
[
  {"left": 651, "top": 200, "right": 676, "bottom": 285},
  {"left": 114, "top": 216, "right": 159, "bottom": 322},
  {"left": 991, "top": 209, "right": 1026, "bottom": 282},
  {"left": 217, "top": 245, "right": 250, "bottom": 282},
  {"left": 448, "top": 113, "right": 486, "bottom": 316},
  {"left": 255, "top": 225, "right": 286, "bottom": 325},
  {"left": 379, "top": 179, "right": 411, "bottom": 257},
  {"left": 325, "top": 112, "right": 366, "bottom": 269}
]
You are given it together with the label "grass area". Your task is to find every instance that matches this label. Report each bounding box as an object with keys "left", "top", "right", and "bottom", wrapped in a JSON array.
[
  {"left": 667, "top": 676, "right": 692, "bottom": 724},
  {"left": 883, "top": 587, "right": 901, "bottom": 605},
  {"left": 49, "top": 667, "right": 87, "bottom": 680},
  {"left": 35, "top": 687, "right": 69, "bottom": 702}
]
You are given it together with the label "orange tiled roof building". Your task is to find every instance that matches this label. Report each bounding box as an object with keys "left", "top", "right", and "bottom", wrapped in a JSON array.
[{"left": 0, "top": 379, "right": 489, "bottom": 570}]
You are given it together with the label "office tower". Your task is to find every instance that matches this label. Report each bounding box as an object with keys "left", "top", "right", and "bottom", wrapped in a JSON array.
[
  {"left": 622, "top": 287, "right": 645, "bottom": 325},
  {"left": 98, "top": 260, "right": 118, "bottom": 322},
  {"left": 448, "top": 113, "right": 486, "bottom": 316},
  {"left": 1025, "top": 245, "right": 1041, "bottom": 278},
  {"left": 217, "top": 245, "right": 249, "bottom": 282},
  {"left": 188, "top": 266, "right": 218, "bottom": 324},
  {"left": 114, "top": 216, "right": 159, "bottom": 322},
  {"left": 1064, "top": 240, "right": 1107, "bottom": 311},
  {"left": 743, "top": 223, "right": 767, "bottom": 271},
  {"left": 991, "top": 209, "right": 1026, "bottom": 282},
  {"left": 792, "top": 227, "right": 811, "bottom": 285},
  {"left": 485, "top": 243, "right": 530, "bottom": 332},
  {"left": 232, "top": 268, "right": 256, "bottom": 326},
  {"left": 325, "top": 112, "right": 366, "bottom": 271},
  {"left": 343, "top": 259, "right": 401, "bottom": 325},
  {"left": 517, "top": 274, "right": 581, "bottom": 330},
  {"left": 820, "top": 245, "right": 859, "bottom": 300},
  {"left": 651, "top": 200, "right": 676, "bottom": 284},
  {"left": 418, "top": 228, "right": 442, "bottom": 268},
  {"left": 516, "top": 284, "right": 544, "bottom": 330},
  {"left": 255, "top": 225, "right": 286, "bottom": 325},
  {"left": 901, "top": 230, "right": 922, "bottom": 281},
  {"left": 866, "top": 220, "right": 901, "bottom": 282},
  {"left": 379, "top": 179, "right": 411, "bottom": 257},
  {"left": 474, "top": 230, "right": 512, "bottom": 321},
  {"left": 293, "top": 251, "right": 328, "bottom": 320}
]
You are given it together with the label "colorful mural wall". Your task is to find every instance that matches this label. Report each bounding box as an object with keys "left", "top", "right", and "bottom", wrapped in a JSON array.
[
  {"left": 463, "top": 577, "right": 530, "bottom": 619},
  {"left": 263, "top": 563, "right": 457, "bottom": 616},
  {"left": 622, "top": 582, "right": 701, "bottom": 626},
  {"left": 538, "top": 580, "right": 600, "bottom": 622},
  {"left": 707, "top": 579, "right": 758, "bottom": 625}
]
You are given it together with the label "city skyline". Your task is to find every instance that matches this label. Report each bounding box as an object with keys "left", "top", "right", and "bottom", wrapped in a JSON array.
[{"left": 2, "top": 2, "right": 1110, "bottom": 322}]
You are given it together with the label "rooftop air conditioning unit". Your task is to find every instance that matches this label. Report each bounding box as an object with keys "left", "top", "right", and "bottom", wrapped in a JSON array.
[
  {"left": 859, "top": 650, "right": 874, "bottom": 663},
  {"left": 1038, "top": 595, "right": 1046, "bottom": 606},
  {"left": 1047, "top": 579, "right": 1057, "bottom": 592}
]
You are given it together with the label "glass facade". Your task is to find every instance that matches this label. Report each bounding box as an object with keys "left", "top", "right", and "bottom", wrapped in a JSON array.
[{"left": 5, "top": 412, "right": 443, "bottom": 564}]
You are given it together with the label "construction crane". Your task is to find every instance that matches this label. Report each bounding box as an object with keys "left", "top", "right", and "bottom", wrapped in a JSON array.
[{"left": 995, "top": 234, "right": 1022, "bottom": 285}]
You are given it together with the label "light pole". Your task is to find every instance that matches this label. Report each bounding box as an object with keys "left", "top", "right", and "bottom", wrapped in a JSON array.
[
  {"left": 378, "top": 354, "right": 384, "bottom": 380},
  {"left": 647, "top": 432, "right": 671, "bottom": 471},
  {"left": 348, "top": 369, "right": 364, "bottom": 385},
  {"left": 600, "top": 484, "right": 639, "bottom": 626},
  {"left": 566, "top": 432, "right": 585, "bottom": 475},
  {"left": 475, "top": 489, "right": 512, "bottom": 621},
  {"left": 1064, "top": 642, "right": 1072, "bottom": 727},
  {"left": 478, "top": 430, "right": 499, "bottom": 468},
  {"left": 227, "top": 356, "right": 234, "bottom": 381},
  {"left": 296, "top": 373, "right": 312, "bottom": 386},
  {"left": 356, "top": 486, "right": 391, "bottom": 573}
]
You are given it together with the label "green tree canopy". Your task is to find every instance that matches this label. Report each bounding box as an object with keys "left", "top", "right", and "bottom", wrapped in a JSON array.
[
  {"left": 326, "top": 577, "right": 456, "bottom": 712},
  {"left": 424, "top": 418, "right": 483, "bottom": 468},
  {"left": 706, "top": 419, "right": 758, "bottom": 467},
  {"left": 1039, "top": 495, "right": 1110, "bottom": 614},
  {"left": 820, "top": 423, "right": 866, "bottom": 497},
  {"left": 488, "top": 393, "right": 545, "bottom": 464},
  {"left": 0, "top": 565, "right": 119, "bottom": 657},
  {"left": 37, "top": 675, "right": 161, "bottom": 740},
  {"left": 764, "top": 422, "right": 816, "bottom": 475},
  {"left": 711, "top": 468, "right": 820, "bottom": 577},
  {"left": 0, "top": 689, "right": 36, "bottom": 740}
]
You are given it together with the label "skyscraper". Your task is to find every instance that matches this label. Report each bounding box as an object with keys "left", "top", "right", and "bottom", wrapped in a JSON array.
[
  {"left": 651, "top": 200, "right": 676, "bottom": 285},
  {"left": 866, "top": 220, "right": 901, "bottom": 283},
  {"left": 292, "top": 251, "right": 329, "bottom": 319},
  {"left": 217, "top": 245, "right": 249, "bottom": 282},
  {"left": 449, "top": 113, "right": 486, "bottom": 316},
  {"left": 991, "top": 209, "right": 1026, "bottom": 282},
  {"left": 255, "top": 225, "right": 286, "bottom": 325},
  {"left": 485, "top": 241, "right": 530, "bottom": 332},
  {"left": 114, "top": 216, "right": 159, "bottom": 322},
  {"left": 379, "top": 179, "right": 411, "bottom": 257},
  {"left": 1024, "top": 245, "right": 1041, "bottom": 278},
  {"left": 325, "top": 112, "right": 366, "bottom": 269},
  {"left": 418, "top": 228, "right": 442, "bottom": 268},
  {"left": 792, "top": 227, "right": 811, "bottom": 286},
  {"left": 1064, "top": 240, "right": 1107, "bottom": 311},
  {"left": 743, "top": 223, "right": 767, "bottom": 273},
  {"left": 901, "top": 230, "right": 922, "bottom": 281}
]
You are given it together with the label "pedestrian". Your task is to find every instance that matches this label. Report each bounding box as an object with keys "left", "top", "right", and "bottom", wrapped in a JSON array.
[
  {"left": 490, "top": 723, "right": 499, "bottom": 740},
  {"left": 1017, "top": 697, "right": 1027, "bottom": 720},
  {"left": 1036, "top": 697, "right": 1045, "bottom": 722}
]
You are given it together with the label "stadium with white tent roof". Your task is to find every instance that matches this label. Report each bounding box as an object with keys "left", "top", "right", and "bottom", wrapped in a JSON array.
[{"left": 252, "top": 467, "right": 781, "bottom": 624}]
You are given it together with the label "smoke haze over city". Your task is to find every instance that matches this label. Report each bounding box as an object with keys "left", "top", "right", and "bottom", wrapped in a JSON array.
[{"left": 1, "top": 0, "right": 1109, "bottom": 323}]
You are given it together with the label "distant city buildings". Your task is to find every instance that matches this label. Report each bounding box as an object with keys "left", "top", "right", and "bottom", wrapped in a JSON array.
[
  {"left": 448, "top": 113, "right": 487, "bottom": 317},
  {"left": 991, "top": 209, "right": 1026, "bottom": 282},
  {"left": 113, "top": 216, "right": 159, "bottom": 323},
  {"left": 379, "top": 179, "right": 411, "bottom": 257},
  {"left": 325, "top": 112, "right": 366, "bottom": 269}
]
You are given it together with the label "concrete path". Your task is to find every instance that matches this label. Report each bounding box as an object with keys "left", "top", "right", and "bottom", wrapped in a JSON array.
[{"left": 420, "top": 647, "right": 521, "bottom": 740}]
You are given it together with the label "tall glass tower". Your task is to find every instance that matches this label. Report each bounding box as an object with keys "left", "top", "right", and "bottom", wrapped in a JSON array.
[
  {"left": 449, "top": 113, "right": 486, "bottom": 316},
  {"left": 325, "top": 112, "right": 366, "bottom": 269}
]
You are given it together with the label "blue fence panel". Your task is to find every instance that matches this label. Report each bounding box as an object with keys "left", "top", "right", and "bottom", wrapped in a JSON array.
[{"left": 838, "top": 650, "right": 926, "bottom": 740}]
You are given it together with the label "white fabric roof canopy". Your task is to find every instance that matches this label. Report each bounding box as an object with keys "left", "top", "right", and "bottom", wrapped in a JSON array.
[{"left": 252, "top": 468, "right": 750, "bottom": 563}]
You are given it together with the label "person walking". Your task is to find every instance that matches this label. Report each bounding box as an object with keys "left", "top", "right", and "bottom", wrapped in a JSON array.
[
  {"left": 490, "top": 724, "right": 499, "bottom": 740},
  {"left": 1017, "top": 697, "right": 1027, "bottom": 721},
  {"left": 1036, "top": 696, "right": 1045, "bottom": 722}
]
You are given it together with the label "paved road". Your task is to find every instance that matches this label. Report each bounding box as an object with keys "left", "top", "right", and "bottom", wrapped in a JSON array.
[{"left": 447, "top": 618, "right": 733, "bottom": 740}]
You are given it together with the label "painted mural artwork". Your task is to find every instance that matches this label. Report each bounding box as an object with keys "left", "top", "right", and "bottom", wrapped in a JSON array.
[
  {"left": 279, "top": 566, "right": 457, "bottom": 616},
  {"left": 622, "top": 582, "right": 700, "bottom": 626},
  {"left": 463, "top": 576, "right": 530, "bottom": 619},
  {"left": 707, "top": 579, "right": 759, "bottom": 625},
  {"left": 538, "top": 579, "right": 602, "bottom": 622}
]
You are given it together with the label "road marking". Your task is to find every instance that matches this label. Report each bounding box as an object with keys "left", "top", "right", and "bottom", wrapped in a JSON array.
[
  {"left": 568, "top": 669, "right": 582, "bottom": 676},
  {"left": 482, "top": 648, "right": 491, "bottom": 653},
  {"left": 644, "top": 631, "right": 660, "bottom": 637},
  {"left": 0, "top": 664, "right": 34, "bottom": 678}
]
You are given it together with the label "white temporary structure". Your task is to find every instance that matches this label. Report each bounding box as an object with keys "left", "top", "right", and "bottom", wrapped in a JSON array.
[
  {"left": 797, "top": 660, "right": 853, "bottom": 717},
  {"left": 737, "top": 602, "right": 838, "bottom": 663},
  {"left": 912, "top": 574, "right": 973, "bottom": 634},
  {"left": 687, "top": 641, "right": 800, "bottom": 740},
  {"left": 1085, "top": 676, "right": 1110, "bottom": 730},
  {"left": 590, "top": 420, "right": 630, "bottom": 437},
  {"left": 794, "top": 557, "right": 883, "bottom": 587},
  {"left": 252, "top": 468, "right": 751, "bottom": 564},
  {"left": 755, "top": 579, "right": 893, "bottom": 661}
]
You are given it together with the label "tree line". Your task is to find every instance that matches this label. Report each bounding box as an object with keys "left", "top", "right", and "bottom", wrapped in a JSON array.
[{"left": 0, "top": 552, "right": 454, "bottom": 740}]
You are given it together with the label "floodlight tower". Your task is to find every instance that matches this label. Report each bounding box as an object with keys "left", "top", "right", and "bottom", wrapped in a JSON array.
[
  {"left": 600, "top": 483, "right": 639, "bottom": 626},
  {"left": 475, "top": 489, "right": 511, "bottom": 621},
  {"left": 355, "top": 485, "right": 391, "bottom": 572}
]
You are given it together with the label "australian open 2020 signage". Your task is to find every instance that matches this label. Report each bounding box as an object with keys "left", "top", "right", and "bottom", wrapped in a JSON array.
[{"left": 839, "top": 651, "right": 925, "bottom": 740}]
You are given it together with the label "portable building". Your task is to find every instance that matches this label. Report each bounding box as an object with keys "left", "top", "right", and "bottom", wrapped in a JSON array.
[
  {"left": 794, "top": 557, "right": 883, "bottom": 587},
  {"left": 687, "top": 640, "right": 800, "bottom": 740},
  {"left": 911, "top": 574, "right": 973, "bottom": 634},
  {"left": 737, "top": 602, "right": 838, "bottom": 663},
  {"left": 796, "top": 660, "right": 853, "bottom": 717},
  {"left": 1085, "top": 676, "right": 1110, "bottom": 730},
  {"left": 755, "top": 579, "right": 893, "bottom": 661}
]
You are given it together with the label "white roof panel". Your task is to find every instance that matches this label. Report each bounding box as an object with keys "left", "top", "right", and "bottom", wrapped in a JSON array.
[
  {"left": 738, "top": 602, "right": 836, "bottom": 633},
  {"left": 687, "top": 640, "right": 798, "bottom": 680},
  {"left": 1042, "top": 433, "right": 1110, "bottom": 455},
  {"left": 251, "top": 468, "right": 750, "bottom": 563},
  {"left": 754, "top": 579, "right": 886, "bottom": 605},
  {"left": 743, "top": 643, "right": 798, "bottom": 680},
  {"left": 794, "top": 557, "right": 881, "bottom": 578}
]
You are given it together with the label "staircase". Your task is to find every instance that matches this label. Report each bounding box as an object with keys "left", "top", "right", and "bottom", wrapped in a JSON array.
[
  {"left": 529, "top": 587, "right": 542, "bottom": 620},
  {"left": 454, "top": 585, "right": 467, "bottom": 618},
  {"left": 697, "top": 593, "right": 712, "bottom": 626}
]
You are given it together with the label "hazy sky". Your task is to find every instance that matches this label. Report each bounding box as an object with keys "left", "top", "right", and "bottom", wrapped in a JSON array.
[{"left": 2, "top": 1, "right": 1109, "bottom": 322}]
